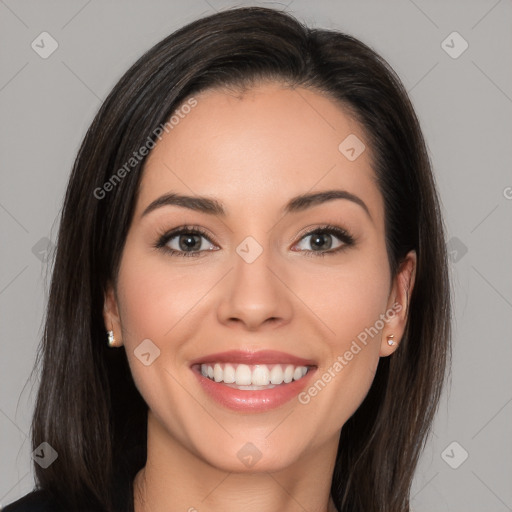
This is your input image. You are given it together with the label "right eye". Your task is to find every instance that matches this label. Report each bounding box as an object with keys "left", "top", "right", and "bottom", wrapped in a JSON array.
[{"left": 155, "top": 226, "right": 218, "bottom": 257}]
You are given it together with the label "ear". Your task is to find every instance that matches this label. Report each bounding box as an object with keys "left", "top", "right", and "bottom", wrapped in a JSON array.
[
  {"left": 103, "top": 281, "right": 123, "bottom": 347},
  {"left": 380, "top": 250, "right": 417, "bottom": 357}
]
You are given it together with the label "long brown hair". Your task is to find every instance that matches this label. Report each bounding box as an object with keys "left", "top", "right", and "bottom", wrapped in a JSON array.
[{"left": 30, "top": 6, "right": 451, "bottom": 511}]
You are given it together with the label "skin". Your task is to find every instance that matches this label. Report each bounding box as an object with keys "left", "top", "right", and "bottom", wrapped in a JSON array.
[{"left": 103, "top": 82, "right": 416, "bottom": 512}]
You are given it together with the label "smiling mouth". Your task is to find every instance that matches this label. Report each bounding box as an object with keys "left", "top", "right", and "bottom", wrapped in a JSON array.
[{"left": 194, "top": 362, "right": 312, "bottom": 390}]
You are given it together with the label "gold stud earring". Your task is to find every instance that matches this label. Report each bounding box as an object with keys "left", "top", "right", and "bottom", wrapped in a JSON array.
[
  {"left": 387, "top": 335, "right": 396, "bottom": 346},
  {"left": 107, "top": 330, "right": 115, "bottom": 347}
]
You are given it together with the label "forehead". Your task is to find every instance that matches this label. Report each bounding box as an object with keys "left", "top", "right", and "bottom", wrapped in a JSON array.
[{"left": 138, "top": 82, "right": 382, "bottom": 222}]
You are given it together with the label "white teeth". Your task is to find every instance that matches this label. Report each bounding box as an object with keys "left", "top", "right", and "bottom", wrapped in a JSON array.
[
  {"left": 199, "top": 362, "right": 310, "bottom": 386},
  {"left": 252, "top": 365, "right": 270, "bottom": 386},
  {"left": 213, "top": 363, "right": 223, "bottom": 382},
  {"left": 223, "top": 363, "right": 236, "bottom": 383},
  {"left": 270, "top": 365, "right": 284, "bottom": 385},
  {"left": 293, "top": 367, "right": 303, "bottom": 381},
  {"left": 283, "top": 365, "right": 294, "bottom": 383},
  {"left": 235, "top": 364, "right": 252, "bottom": 385}
]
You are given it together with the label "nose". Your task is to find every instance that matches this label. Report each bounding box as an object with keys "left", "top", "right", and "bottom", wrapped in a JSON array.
[{"left": 216, "top": 242, "right": 294, "bottom": 332}]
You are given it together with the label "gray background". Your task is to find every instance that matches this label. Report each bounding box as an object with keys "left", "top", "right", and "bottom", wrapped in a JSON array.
[{"left": 1, "top": 0, "right": 511, "bottom": 510}]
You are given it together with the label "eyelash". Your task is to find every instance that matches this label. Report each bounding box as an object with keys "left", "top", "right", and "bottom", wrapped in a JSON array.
[{"left": 154, "top": 224, "right": 355, "bottom": 258}]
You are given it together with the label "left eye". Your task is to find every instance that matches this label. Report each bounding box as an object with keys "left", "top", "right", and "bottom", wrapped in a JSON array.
[{"left": 294, "top": 231, "right": 345, "bottom": 252}]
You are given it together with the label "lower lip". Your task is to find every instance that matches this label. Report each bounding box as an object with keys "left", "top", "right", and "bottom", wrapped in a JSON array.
[{"left": 191, "top": 366, "right": 316, "bottom": 412}]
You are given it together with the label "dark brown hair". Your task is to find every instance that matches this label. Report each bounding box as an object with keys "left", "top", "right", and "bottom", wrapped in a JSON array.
[{"left": 29, "top": 6, "right": 451, "bottom": 512}]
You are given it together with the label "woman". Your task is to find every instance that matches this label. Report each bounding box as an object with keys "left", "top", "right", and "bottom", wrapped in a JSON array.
[{"left": 3, "top": 6, "right": 451, "bottom": 512}]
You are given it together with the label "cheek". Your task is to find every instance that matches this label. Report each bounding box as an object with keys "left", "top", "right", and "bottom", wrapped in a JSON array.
[
  {"left": 330, "top": 249, "right": 390, "bottom": 372},
  {"left": 293, "top": 247, "right": 390, "bottom": 425},
  {"left": 293, "top": 245, "right": 391, "bottom": 350},
  {"left": 114, "top": 248, "right": 204, "bottom": 418},
  {"left": 116, "top": 247, "right": 212, "bottom": 348},
  {"left": 333, "top": 262, "right": 390, "bottom": 344}
]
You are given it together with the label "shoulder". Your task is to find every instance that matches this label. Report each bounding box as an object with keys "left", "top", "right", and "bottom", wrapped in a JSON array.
[{"left": 1, "top": 489, "right": 62, "bottom": 512}]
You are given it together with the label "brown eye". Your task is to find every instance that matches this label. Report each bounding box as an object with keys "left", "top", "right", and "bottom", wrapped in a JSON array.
[
  {"left": 293, "top": 225, "right": 355, "bottom": 256},
  {"left": 156, "top": 227, "right": 218, "bottom": 257}
]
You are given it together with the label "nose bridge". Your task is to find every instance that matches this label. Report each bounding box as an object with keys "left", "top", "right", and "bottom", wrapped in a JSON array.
[{"left": 216, "top": 233, "right": 293, "bottom": 330}]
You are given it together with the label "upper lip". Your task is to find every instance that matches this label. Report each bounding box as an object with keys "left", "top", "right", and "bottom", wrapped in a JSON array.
[{"left": 189, "top": 350, "right": 317, "bottom": 367}]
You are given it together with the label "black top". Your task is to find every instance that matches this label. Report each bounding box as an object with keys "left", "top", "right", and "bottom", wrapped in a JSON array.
[
  {"left": 2, "top": 475, "right": 134, "bottom": 512},
  {"left": 2, "top": 445, "right": 144, "bottom": 512},
  {"left": 2, "top": 490, "right": 61, "bottom": 512}
]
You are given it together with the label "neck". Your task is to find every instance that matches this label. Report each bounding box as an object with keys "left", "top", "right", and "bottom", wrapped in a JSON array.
[{"left": 133, "top": 412, "right": 339, "bottom": 512}]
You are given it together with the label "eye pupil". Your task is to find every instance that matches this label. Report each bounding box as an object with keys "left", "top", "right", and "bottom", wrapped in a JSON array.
[
  {"left": 311, "top": 233, "right": 332, "bottom": 250},
  {"left": 179, "top": 234, "right": 201, "bottom": 251}
]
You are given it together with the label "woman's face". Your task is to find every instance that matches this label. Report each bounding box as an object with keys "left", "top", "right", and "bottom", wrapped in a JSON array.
[{"left": 105, "top": 82, "right": 415, "bottom": 473}]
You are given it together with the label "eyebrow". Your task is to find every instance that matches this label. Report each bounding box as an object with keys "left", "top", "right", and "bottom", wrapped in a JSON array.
[{"left": 141, "top": 189, "right": 372, "bottom": 221}]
